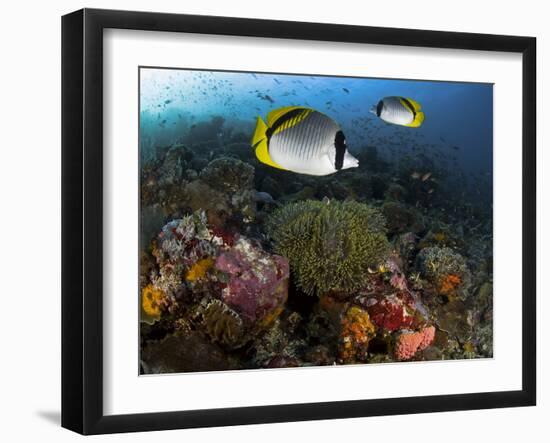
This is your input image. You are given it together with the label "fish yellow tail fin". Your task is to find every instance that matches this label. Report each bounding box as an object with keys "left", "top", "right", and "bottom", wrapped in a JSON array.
[
  {"left": 251, "top": 116, "right": 268, "bottom": 148},
  {"left": 407, "top": 111, "right": 425, "bottom": 128}
]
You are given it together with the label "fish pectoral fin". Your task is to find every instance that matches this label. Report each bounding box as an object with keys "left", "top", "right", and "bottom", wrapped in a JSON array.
[
  {"left": 254, "top": 139, "right": 286, "bottom": 170},
  {"left": 266, "top": 106, "right": 305, "bottom": 127},
  {"left": 251, "top": 116, "right": 268, "bottom": 147},
  {"left": 406, "top": 98, "right": 422, "bottom": 111},
  {"left": 406, "top": 111, "right": 425, "bottom": 128}
]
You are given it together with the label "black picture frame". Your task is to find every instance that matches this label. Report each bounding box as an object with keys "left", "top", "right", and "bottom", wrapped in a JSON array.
[{"left": 62, "top": 8, "right": 536, "bottom": 435}]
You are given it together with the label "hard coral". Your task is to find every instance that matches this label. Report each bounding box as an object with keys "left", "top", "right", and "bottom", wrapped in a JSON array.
[
  {"left": 395, "top": 326, "right": 436, "bottom": 361},
  {"left": 152, "top": 211, "right": 220, "bottom": 298},
  {"left": 200, "top": 157, "right": 254, "bottom": 192},
  {"left": 182, "top": 157, "right": 256, "bottom": 228},
  {"left": 267, "top": 200, "right": 389, "bottom": 296}
]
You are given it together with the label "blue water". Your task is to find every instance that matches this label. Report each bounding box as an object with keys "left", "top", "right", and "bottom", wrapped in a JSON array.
[{"left": 139, "top": 67, "right": 493, "bottom": 206}]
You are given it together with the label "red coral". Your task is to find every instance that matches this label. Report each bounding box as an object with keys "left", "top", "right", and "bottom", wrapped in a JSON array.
[
  {"left": 395, "top": 326, "right": 436, "bottom": 361},
  {"left": 366, "top": 294, "right": 415, "bottom": 332}
]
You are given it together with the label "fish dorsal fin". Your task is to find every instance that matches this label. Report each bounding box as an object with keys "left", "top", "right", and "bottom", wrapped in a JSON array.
[
  {"left": 270, "top": 108, "right": 313, "bottom": 136},
  {"left": 267, "top": 106, "right": 306, "bottom": 127},
  {"left": 404, "top": 98, "right": 422, "bottom": 111}
]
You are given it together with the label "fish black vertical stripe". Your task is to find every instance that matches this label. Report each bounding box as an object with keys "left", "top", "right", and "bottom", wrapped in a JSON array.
[
  {"left": 334, "top": 130, "right": 346, "bottom": 170},
  {"left": 400, "top": 98, "right": 417, "bottom": 117},
  {"left": 376, "top": 100, "right": 384, "bottom": 117}
]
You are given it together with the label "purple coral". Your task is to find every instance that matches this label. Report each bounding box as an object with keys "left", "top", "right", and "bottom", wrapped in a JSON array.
[{"left": 215, "top": 238, "right": 289, "bottom": 324}]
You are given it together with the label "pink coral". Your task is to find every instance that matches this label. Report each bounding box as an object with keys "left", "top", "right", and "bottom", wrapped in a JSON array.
[
  {"left": 395, "top": 326, "right": 436, "bottom": 361},
  {"left": 215, "top": 238, "right": 289, "bottom": 324}
]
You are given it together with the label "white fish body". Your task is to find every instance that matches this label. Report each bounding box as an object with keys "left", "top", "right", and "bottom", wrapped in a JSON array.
[
  {"left": 251, "top": 107, "right": 359, "bottom": 176},
  {"left": 371, "top": 96, "right": 425, "bottom": 128}
]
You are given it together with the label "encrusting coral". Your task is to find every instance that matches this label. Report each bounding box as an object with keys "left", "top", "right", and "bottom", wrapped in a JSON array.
[
  {"left": 215, "top": 237, "right": 289, "bottom": 325},
  {"left": 415, "top": 246, "right": 471, "bottom": 298},
  {"left": 140, "top": 284, "right": 166, "bottom": 324},
  {"left": 185, "top": 257, "right": 214, "bottom": 282},
  {"left": 339, "top": 306, "right": 377, "bottom": 364},
  {"left": 267, "top": 200, "right": 389, "bottom": 296}
]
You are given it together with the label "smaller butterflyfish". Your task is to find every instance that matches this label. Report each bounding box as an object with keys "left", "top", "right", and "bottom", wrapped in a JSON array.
[
  {"left": 251, "top": 106, "right": 359, "bottom": 176},
  {"left": 370, "top": 96, "right": 425, "bottom": 128}
]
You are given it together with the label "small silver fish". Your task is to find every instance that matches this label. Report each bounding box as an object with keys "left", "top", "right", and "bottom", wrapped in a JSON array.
[{"left": 370, "top": 96, "right": 425, "bottom": 128}]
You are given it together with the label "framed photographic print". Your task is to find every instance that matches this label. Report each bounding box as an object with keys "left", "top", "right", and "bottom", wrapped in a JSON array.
[{"left": 61, "top": 8, "right": 536, "bottom": 435}]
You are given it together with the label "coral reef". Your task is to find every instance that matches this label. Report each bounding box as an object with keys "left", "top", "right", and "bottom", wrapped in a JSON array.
[
  {"left": 150, "top": 211, "right": 218, "bottom": 299},
  {"left": 267, "top": 200, "right": 389, "bottom": 296},
  {"left": 138, "top": 102, "right": 494, "bottom": 372},
  {"left": 384, "top": 183, "right": 408, "bottom": 202},
  {"left": 140, "top": 284, "right": 166, "bottom": 324},
  {"left": 416, "top": 246, "right": 471, "bottom": 299},
  {"left": 141, "top": 153, "right": 256, "bottom": 230},
  {"left": 200, "top": 157, "right": 254, "bottom": 192},
  {"left": 215, "top": 237, "right": 289, "bottom": 325},
  {"left": 193, "top": 298, "right": 246, "bottom": 350},
  {"left": 141, "top": 331, "right": 240, "bottom": 373},
  {"left": 183, "top": 158, "right": 256, "bottom": 229},
  {"left": 394, "top": 326, "right": 436, "bottom": 361},
  {"left": 338, "top": 306, "right": 376, "bottom": 364},
  {"left": 252, "top": 314, "right": 307, "bottom": 368},
  {"left": 185, "top": 257, "right": 215, "bottom": 282},
  {"left": 381, "top": 201, "right": 425, "bottom": 236}
]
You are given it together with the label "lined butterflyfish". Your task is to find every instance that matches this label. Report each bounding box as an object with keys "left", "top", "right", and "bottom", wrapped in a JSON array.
[
  {"left": 370, "top": 96, "right": 425, "bottom": 128},
  {"left": 251, "top": 106, "right": 359, "bottom": 176}
]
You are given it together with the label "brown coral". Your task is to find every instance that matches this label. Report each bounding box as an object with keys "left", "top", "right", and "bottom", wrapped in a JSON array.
[{"left": 197, "top": 299, "right": 246, "bottom": 349}]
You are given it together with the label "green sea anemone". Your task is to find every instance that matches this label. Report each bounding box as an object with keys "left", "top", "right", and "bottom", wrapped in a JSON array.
[{"left": 267, "top": 200, "right": 389, "bottom": 296}]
